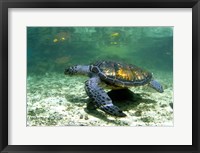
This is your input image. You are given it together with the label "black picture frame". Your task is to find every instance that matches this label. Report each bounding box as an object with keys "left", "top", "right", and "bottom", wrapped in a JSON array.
[{"left": 0, "top": 0, "right": 199, "bottom": 153}]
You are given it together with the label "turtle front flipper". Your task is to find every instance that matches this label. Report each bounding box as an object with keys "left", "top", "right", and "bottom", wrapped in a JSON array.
[
  {"left": 85, "top": 77, "right": 126, "bottom": 117},
  {"left": 149, "top": 80, "right": 164, "bottom": 93}
]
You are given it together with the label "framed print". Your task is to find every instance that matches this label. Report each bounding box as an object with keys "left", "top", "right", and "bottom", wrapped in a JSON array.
[{"left": 0, "top": 0, "right": 199, "bottom": 153}]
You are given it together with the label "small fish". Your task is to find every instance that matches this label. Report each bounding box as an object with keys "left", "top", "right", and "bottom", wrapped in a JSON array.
[
  {"left": 53, "top": 38, "right": 58, "bottom": 43},
  {"left": 111, "top": 32, "right": 120, "bottom": 37},
  {"left": 61, "top": 37, "right": 65, "bottom": 41},
  {"left": 110, "top": 42, "right": 118, "bottom": 45},
  {"left": 53, "top": 31, "right": 71, "bottom": 43}
]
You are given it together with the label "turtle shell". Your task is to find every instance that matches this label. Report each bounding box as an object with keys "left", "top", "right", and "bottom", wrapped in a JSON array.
[{"left": 91, "top": 61, "right": 152, "bottom": 87}]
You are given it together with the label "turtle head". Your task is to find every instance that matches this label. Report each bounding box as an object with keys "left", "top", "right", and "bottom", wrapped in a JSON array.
[
  {"left": 64, "top": 65, "right": 90, "bottom": 76},
  {"left": 64, "top": 66, "right": 77, "bottom": 75},
  {"left": 149, "top": 79, "right": 164, "bottom": 93}
]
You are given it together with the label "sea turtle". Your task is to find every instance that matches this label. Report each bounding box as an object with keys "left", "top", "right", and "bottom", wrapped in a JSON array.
[{"left": 64, "top": 61, "right": 163, "bottom": 117}]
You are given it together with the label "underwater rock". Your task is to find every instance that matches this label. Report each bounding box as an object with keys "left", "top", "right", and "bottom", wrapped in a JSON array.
[
  {"left": 85, "top": 115, "right": 89, "bottom": 120},
  {"left": 80, "top": 114, "right": 83, "bottom": 119},
  {"left": 169, "top": 102, "right": 173, "bottom": 109},
  {"left": 134, "top": 110, "right": 142, "bottom": 117}
]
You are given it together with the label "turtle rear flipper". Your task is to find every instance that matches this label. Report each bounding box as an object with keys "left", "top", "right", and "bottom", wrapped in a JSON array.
[
  {"left": 149, "top": 80, "right": 164, "bottom": 93},
  {"left": 85, "top": 77, "right": 126, "bottom": 117}
]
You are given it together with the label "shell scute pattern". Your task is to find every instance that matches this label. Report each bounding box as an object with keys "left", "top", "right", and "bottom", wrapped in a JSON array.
[{"left": 92, "top": 61, "right": 152, "bottom": 87}]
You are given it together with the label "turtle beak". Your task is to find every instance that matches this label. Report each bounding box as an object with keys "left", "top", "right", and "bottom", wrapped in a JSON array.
[{"left": 64, "top": 67, "right": 74, "bottom": 75}]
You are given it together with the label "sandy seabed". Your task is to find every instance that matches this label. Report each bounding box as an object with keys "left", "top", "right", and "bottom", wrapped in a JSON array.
[{"left": 27, "top": 71, "right": 173, "bottom": 126}]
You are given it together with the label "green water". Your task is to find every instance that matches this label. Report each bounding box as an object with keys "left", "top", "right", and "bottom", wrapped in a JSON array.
[
  {"left": 27, "top": 27, "right": 173, "bottom": 74},
  {"left": 27, "top": 27, "right": 173, "bottom": 126}
]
